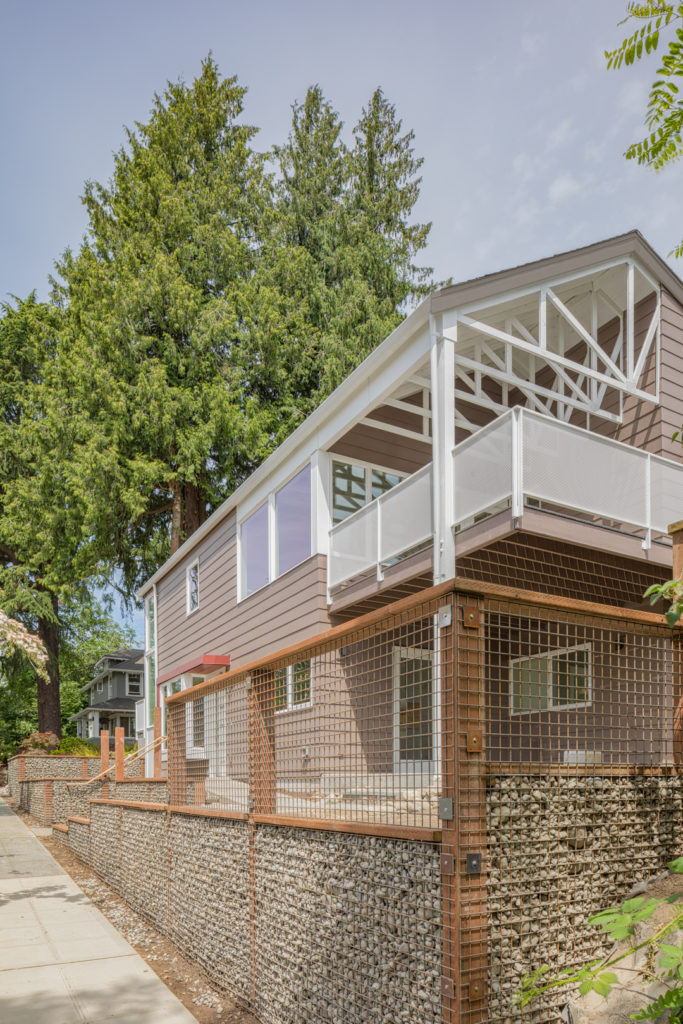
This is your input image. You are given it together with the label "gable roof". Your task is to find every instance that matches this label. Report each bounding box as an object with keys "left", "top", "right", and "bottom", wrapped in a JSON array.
[{"left": 136, "top": 230, "right": 683, "bottom": 600}]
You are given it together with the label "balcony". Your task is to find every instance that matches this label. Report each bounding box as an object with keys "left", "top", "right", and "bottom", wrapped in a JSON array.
[
  {"left": 327, "top": 407, "right": 683, "bottom": 600},
  {"left": 453, "top": 408, "right": 683, "bottom": 546}
]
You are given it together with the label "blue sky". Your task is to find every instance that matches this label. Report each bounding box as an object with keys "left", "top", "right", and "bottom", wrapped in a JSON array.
[{"left": 2, "top": 0, "right": 682, "bottom": 639}]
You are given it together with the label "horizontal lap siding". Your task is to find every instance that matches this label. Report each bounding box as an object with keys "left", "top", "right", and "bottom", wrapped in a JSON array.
[
  {"left": 156, "top": 509, "right": 331, "bottom": 675},
  {"left": 659, "top": 288, "right": 683, "bottom": 462}
]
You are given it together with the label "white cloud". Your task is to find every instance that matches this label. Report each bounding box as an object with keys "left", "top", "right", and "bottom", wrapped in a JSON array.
[
  {"left": 548, "top": 173, "right": 581, "bottom": 204},
  {"left": 520, "top": 32, "right": 545, "bottom": 58},
  {"left": 546, "top": 118, "right": 577, "bottom": 152}
]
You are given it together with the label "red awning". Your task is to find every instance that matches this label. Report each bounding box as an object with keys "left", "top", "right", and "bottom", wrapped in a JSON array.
[{"left": 156, "top": 654, "right": 231, "bottom": 686}]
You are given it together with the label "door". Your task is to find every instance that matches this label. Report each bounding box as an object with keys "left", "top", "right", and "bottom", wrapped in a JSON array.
[{"left": 393, "top": 646, "right": 435, "bottom": 773}]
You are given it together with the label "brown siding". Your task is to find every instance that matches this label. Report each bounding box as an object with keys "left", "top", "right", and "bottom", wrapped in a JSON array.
[
  {"left": 658, "top": 287, "right": 683, "bottom": 461},
  {"left": 156, "top": 510, "right": 331, "bottom": 676}
]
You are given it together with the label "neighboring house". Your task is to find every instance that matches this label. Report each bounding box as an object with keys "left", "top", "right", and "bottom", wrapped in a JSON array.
[
  {"left": 136, "top": 230, "right": 683, "bottom": 777},
  {"left": 70, "top": 648, "right": 144, "bottom": 743}
]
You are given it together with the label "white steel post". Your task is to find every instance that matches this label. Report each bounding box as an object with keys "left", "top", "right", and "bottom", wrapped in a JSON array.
[
  {"left": 376, "top": 498, "right": 384, "bottom": 582},
  {"left": 511, "top": 407, "right": 524, "bottom": 519},
  {"left": 430, "top": 314, "right": 456, "bottom": 584},
  {"left": 643, "top": 452, "right": 652, "bottom": 550}
]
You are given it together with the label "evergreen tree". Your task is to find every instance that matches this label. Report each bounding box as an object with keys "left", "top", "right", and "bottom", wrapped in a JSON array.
[{"left": 54, "top": 57, "right": 270, "bottom": 588}]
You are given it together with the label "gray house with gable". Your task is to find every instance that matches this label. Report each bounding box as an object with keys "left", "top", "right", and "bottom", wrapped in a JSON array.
[{"left": 70, "top": 648, "right": 144, "bottom": 743}]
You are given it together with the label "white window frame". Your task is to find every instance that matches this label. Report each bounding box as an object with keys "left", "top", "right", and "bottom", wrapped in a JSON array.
[
  {"left": 392, "top": 644, "right": 437, "bottom": 773},
  {"left": 274, "top": 660, "right": 313, "bottom": 714},
  {"left": 145, "top": 590, "right": 157, "bottom": 730},
  {"left": 237, "top": 460, "right": 313, "bottom": 602},
  {"left": 509, "top": 642, "right": 592, "bottom": 716},
  {"left": 186, "top": 559, "right": 200, "bottom": 616},
  {"left": 126, "top": 672, "right": 142, "bottom": 697},
  {"left": 331, "top": 456, "right": 407, "bottom": 525}
]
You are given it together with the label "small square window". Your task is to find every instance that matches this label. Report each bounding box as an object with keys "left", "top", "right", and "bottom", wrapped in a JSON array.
[
  {"left": 510, "top": 644, "right": 591, "bottom": 715},
  {"left": 274, "top": 661, "right": 312, "bottom": 712},
  {"left": 127, "top": 673, "right": 142, "bottom": 697}
]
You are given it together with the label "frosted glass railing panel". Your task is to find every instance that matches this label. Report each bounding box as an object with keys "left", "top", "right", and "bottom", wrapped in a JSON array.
[
  {"left": 522, "top": 415, "right": 649, "bottom": 527},
  {"left": 651, "top": 457, "right": 683, "bottom": 533},
  {"left": 380, "top": 465, "right": 433, "bottom": 562},
  {"left": 453, "top": 414, "right": 513, "bottom": 523},
  {"left": 328, "top": 503, "right": 378, "bottom": 589}
]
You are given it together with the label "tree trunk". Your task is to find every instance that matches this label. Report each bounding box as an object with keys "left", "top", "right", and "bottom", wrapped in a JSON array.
[
  {"left": 171, "top": 481, "right": 182, "bottom": 554},
  {"left": 37, "top": 593, "right": 61, "bottom": 737},
  {"left": 184, "top": 482, "right": 200, "bottom": 536}
]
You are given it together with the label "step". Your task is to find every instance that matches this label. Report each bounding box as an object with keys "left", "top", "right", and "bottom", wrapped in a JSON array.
[
  {"left": 52, "top": 823, "right": 69, "bottom": 834},
  {"left": 66, "top": 815, "right": 91, "bottom": 826}
]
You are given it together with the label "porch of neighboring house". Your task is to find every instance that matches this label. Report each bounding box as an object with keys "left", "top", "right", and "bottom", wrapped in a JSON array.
[{"left": 71, "top": 706, "right": 136, "bottom": 745}]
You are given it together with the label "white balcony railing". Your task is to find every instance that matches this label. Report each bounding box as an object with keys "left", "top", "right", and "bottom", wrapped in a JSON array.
[
  {"left": 452, "top": 407, "right": 683, "bottom": 545},
  {"left": 328, "top": 463, "right": 433, "bottom": 590},
  {"left": 327, "top": 407, "right": 683, "bottom": 595}
]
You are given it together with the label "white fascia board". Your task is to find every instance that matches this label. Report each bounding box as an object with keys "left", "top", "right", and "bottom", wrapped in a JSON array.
[{"left": 136, "top": 299, "right": 432, "bottom": 599}]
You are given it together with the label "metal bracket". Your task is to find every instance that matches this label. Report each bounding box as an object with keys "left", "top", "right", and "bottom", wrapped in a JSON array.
[
  {"left": 462, "top": 604, "right": 480, "bottom": 629},
  {"left": 441, "top": 977, "right": 454, "bottom": 999},
  {"left": 466, "top": 852, "right": 483, "bottom": 874},
  {"left": 466, "top": 728, "right": 484, "bottom": 754},
  {"left": 468, "top": 978, "right": 486, "bottom": 1003},
  {"left": 438, "top": 797, "right": 454, "bottom": 822},
  {"left": 437, "top": 604, "right": 452, "bottom": 628},
  {"left": 440, "top": 853, "right": 454, "bottom": 875}
]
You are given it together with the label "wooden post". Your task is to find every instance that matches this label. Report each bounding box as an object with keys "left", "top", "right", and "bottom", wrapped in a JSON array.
[
  {"left": 115, "top": 727, "right": 125, "bottom": 782},
  {"left": 440, "top": 598, "right": 458, "bottom": 1024},
  {"left": 153, "top": 706, "right": 162, "bottom": 779},
  {"left": 455, "top": 594, "right": 488, "bottom": 1024},
  {"left": 99, "top": 730, "right": 110, "bottom": 777},
  {"left": 248, "top": 670, "right": 276, "bottom": 814},
  {"left": 669, "top": 519, "right": 683, "bottom": 579},
  {"left": 81, "top": 757, "right": 89, "bottom": 779}
]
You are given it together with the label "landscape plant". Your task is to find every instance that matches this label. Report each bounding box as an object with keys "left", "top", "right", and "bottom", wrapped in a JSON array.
[{"left": 517, "top": 857, "right": 683, "bottom": 1020}]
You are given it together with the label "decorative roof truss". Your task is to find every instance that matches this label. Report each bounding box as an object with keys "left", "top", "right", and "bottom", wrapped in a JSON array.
[{"left": 440, "top": 257, "right": 660, "bottom": 428}]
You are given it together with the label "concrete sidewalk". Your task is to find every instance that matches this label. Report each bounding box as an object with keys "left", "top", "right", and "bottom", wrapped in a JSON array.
[{"left": 0, "top": 797, "right": 198, "bottom": 1024}]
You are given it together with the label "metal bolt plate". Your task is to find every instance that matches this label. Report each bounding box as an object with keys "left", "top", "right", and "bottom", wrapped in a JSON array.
[
  {"left": 440, "top": 853, "right": 454, "bottom": 875},
  {"left": 469, "top": 979, "right": 486, "bottom": 1002},
  {"left": 441, "top": 977, "right": 454, "bottom": 999},
  {"left": 438, "top": 796, "right": 454, "bottom": 821},
  {"left": 466, "top": 852, "right": 482, "bottom": 874},
  {"left": 463, "top": 604, "right": 480, "bottom": 629},
  {"left": 466, "top": 728, "right": 484, "bottom": 753}
]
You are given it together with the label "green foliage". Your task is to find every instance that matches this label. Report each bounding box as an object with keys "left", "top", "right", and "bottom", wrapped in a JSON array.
[
  {"left": 516, "top": 864, "right": 683, "bottom": 1019},
  {"left": 644, "top": 578, "right": 683, "bottom": 625},
  {"left": 606, "top": 3, "right": 683, "bottom": 256},
  {"left": 49, "top": 736, "right": 100, "bottom": 756}
]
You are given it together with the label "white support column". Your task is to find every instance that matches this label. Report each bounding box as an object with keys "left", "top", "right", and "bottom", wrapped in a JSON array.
[
  {"left": 643, "top": 452, "right": 652, "bottom": 551},
  {"left": 430, "top": 314, "right": 456, "bottom": 584},
  {"left": 310, "top": 450, "right": 331, "bottom": 556},
  {"left": 511, "top": 407, "right": 524, "bottom": 518},
  {"left": 626, "top": 261, "right": 635, "bottom": 381}
]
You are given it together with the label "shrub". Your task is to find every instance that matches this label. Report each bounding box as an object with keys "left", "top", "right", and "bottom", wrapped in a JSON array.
[{"left": 49, "top": 737, "right": 101, "bottom": 756}]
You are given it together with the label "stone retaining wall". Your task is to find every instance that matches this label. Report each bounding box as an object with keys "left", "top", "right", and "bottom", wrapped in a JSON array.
[
  {"left": 68, "top": 819, "right": 91, "bottom": 864},
  {"left": 7, "top": 754, "right": 142, "bottom": 798},
  {"left": 487, "top": 772, "right": 683, "bottom": 1024},
  {"left": 111, "top": 780, "right": 168, "bottom": 804},
  {"left": 63, "top": 803, "right": 441, "bottom": 1024},
  {"left": 252, "top": 826, "right": 442, "bottom": 1024},
  {"left": 169, "top": 814, "right": 251, "bottom": 1001},
  {"left": 19, "top": 780, "right": 49, "bottom": 824}
]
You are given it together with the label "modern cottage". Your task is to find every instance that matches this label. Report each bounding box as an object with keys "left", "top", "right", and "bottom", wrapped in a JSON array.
[
  {"left": 136, "top": 230, "right": 683, "bottom": 780},
  {"left": 71, "top": 647, "right": 143, "bottom": 743},
  {"left": 79, "top": 229, "right": 683, "bottom": 1024}
]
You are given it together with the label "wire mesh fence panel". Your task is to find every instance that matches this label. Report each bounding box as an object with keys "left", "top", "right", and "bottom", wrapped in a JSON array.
[
  {"left": 166, "top": 592, "right": 456, "bottom": 830},
  {"left": 458, "top": 594, "right": 683, "bottom": 1024}
]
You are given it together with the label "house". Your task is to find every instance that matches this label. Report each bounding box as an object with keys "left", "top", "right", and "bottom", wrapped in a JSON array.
[
  {"left": 70, "top": 648, "right": 143, "bottom": 743},
  {"left": 135, "top": 230, "right": 683, "bottom": 782}
]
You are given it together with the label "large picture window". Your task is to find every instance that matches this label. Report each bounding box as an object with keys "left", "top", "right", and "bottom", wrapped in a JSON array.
[
  {"left": 239, "top": 463, "right": 312, "bottom": 599},
  {"left": 241, "top": 502, "right": 269, "bottom": 598},
  {"left": 276, "top": 465, "right": 311, "bottom": 577},
  {"left": 510, "top": 643, "right": 591, "bottom": 715}
]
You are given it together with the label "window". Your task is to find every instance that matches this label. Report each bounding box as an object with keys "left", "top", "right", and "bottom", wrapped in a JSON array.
[
  {"left": 185, "top": 675, "right": 208, "bottom": 758},
  {"left": 332, "top": 460, "right": 405, "bottom": 524},
  {"left": 274, "top": 661, "right": 312, "bottom": 712},
  {"left": 510, "top": 644, "right": 591, "bottom": 715},
  {"left": 241, "top": 502, "right": 269, "bottom": 598},
  {"left": 159, "top": 678, "right": 181, "bottom": 753},
  {"left": 239, "top": 463, "right": 313, "bottom": 599},
  {"left": 127, "top": 673, "right": 142, "bottom": 697},
  {"left": 145, "top": 593, "right": 156, "bottom": 728},
  {"left": 276, "top": 465, "right": 311, "bottom": 577},
  {"left": 186, "top": 560, "right": 199, "bottom": 614}
]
